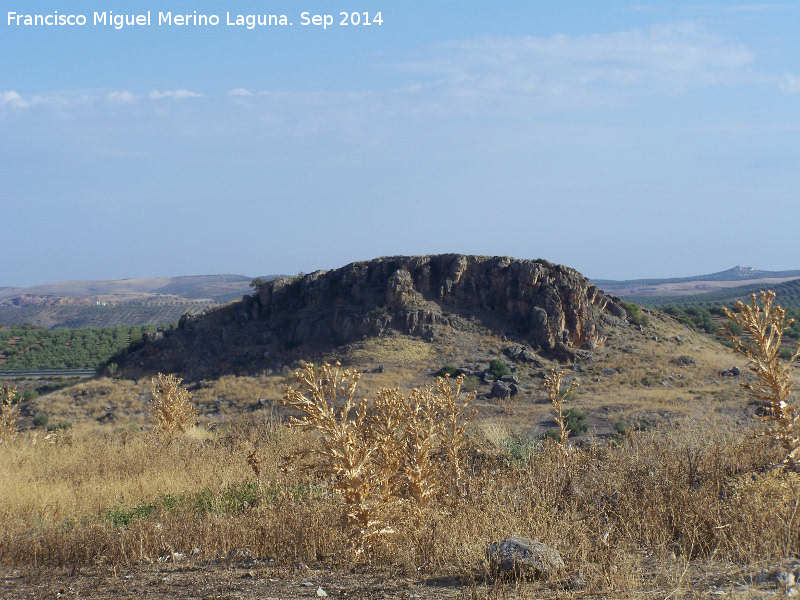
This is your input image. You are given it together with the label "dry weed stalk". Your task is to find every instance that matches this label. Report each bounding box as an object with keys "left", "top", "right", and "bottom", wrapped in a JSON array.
[
  {"left": 150, "top": 373, "right": 198, "bottom": 436},
  {"left": 0, "top": 386, "right": 20, "bottom": 444},
  {"left": 281, "top": 364, "right": 476, "bottom": 545},
  {"left": 373, "top": 387, "right": 440, "bottom": 512},
  {"left": 283, "top": 362, "right": 391, "bottom": 542},
  {"left": 247, "top": 447, "right": 261, "bottom": 478},
  {"left": 431, "top": 374, "right": 477, "bottom": 493},
  {"left": 543, "top": 369, "right": 579, "bottom": 449},
  {"left": 723, "top": 291, "right": 800, "bottom": 472}
]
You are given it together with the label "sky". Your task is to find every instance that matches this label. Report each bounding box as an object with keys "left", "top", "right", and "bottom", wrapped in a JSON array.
[{"left": 2, "top": 1, "right": 799, "bottom": 286}]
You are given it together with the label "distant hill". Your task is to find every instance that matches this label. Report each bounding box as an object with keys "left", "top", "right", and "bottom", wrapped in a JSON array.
[
  {"left": 592, "top": 266, "right": 800, "bottom": 299},
  {"left": 0, "top": 275, "right": 284, "bottom": 329},
  {"left": 628, "top": 278, "right": 800, "bottom": 309}
]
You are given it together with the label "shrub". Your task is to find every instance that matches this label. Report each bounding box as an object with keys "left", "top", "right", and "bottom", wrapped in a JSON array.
[
  {"left": 614, "top": 420, "right": 648, "bottom": 436},
  {"left": 622, "top": 301, "right": 649, "bottom": 326},
  {"left": 499, "top": 432, "right": 540, "bottom": 467},
  {"left": 33, "top": 413, "right": 49, "bottom": 429},
  {"left": 545, "top": 409, "right": 588, "bottom": 441},
  {"left": 488, "top": 359, "right": 510, "bottom": 380},
  {"left": 434, "top": 365, "right": 461, "bottom": 378},
  {"left": 461, "top": 375, "right": 480, "bottom": 392},
  {"left": 21, "top": 389, "right": 38, "bottom": 402}
]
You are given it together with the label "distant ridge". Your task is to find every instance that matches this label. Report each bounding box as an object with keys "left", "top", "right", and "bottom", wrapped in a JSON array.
[
  {"left": 0, "top": 274, "right": 287, "bottom": 329},
  {"left": 592, "top": 266, "right": 800, "bottom": 292},
  {"left": 629, "top": 277, "right": 800, "bottom": 309}
]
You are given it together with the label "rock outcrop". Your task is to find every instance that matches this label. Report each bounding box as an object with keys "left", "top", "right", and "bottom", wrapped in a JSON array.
[
  {"left": 241, "top": 254, "right": 625, "bottom": 359},
  {"left": 126, "top": 254, "right": 628, "bottom": 378}
]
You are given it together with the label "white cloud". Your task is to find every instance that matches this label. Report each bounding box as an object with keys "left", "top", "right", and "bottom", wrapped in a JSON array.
[
  {"left": 0, "top": 22, "right": 772, "bottom": 120},
  {"left": 780, "top": 73, "right": 800, "bottom": 94},
  {"left": 1, "top": 91, "right": 30, "bottom": 108},
  {"left": 148, "top": 89, "right": 204, "bottom": 100},
  {"left": 401, "top": 22, "right": 756, "bottom": 104},
  {"left": 106, "top": 91, "right": 139, "bottom": 103}
]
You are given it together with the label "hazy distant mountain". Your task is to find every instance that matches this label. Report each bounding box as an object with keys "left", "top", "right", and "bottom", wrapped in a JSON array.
[
  {"left": 0, "top": 275, "right": 284, "bottom": 329},
  {"left": 592, "top": 266, "right": 800, "bottom": 298}
]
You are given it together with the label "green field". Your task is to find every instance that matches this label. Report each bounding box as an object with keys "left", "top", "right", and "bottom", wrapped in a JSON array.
[
  {"left": 0, "top": 324, "right": 159, "bottom": 371},
  {"left": 0, "top": 302, "right": 211, "bottom": 330}
]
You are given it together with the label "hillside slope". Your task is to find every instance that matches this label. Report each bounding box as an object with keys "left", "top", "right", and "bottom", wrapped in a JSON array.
[{"left": 121, "top": 254, "right": 628, "bottom": 379}]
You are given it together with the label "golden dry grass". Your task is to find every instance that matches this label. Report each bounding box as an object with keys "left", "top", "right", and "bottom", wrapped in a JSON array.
[
  {"left": 0, "top": 406, "right": 796, "bottom": 594},
  {"left": 1, "top": 307, "right": 798, "bottom": 594}
]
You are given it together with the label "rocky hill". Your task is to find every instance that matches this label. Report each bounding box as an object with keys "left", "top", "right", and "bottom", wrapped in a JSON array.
[{"left": 123, "top": 255, "right": 628, "bottom": 378}]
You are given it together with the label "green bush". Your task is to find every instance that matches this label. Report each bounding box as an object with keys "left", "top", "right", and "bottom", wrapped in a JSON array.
[
  {"left": 461, "top": 375, "right": 480, "bottom": 392},
  {"left": 545, "top": 408, "right": 588, "bottom": 440},
  {"left": 614, "top": 420, "right": 648, "bottom": 436},
  {"left": 21, "top": 389, "right": 38, "bottom": 402},
  {"left": 33, "top": 413, "right": 49, "bottom": 429},
  {"left": 622, "top": 302, "right": 649, "bottom": 326},
  {"left": 488, "top": 359, "right": 510, "bottom": 380},
  {"left": 435, "top": 365, "right": 461, "bottom": 378}
]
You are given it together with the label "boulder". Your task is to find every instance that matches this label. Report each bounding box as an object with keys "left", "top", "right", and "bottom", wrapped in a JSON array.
[
  {"left": 491, "top": 381, "right": 512, "bottom": 399},
  {"left": 486, "top": 537, "right": 564, "bottom": 579}
]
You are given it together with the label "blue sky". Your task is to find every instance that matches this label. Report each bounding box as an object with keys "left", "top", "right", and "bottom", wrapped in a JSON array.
[{"left": 2, "top": 1, "right": 799, "bottom": 286}]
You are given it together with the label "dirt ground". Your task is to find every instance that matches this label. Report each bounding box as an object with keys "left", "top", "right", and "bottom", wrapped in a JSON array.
[
  {"left": 2, "top": 557, "right": 794, "bottom": 600},
  {"left": 0, "top": 562, "right": 566, "bottom": 600}
]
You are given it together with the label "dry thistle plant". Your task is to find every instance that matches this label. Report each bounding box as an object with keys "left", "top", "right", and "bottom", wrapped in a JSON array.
[
  {"left": 431, "top": 374, "right": 477, "bottom": 494},
  {"left": 247, "top": 446, "right": 262, "bottom": 478},
  {"left": 543, "top": 369, "right": 579, "bottom": 449},
  {"left": 282, "top": 362, "right": 392, "bottom": 543},
  {"left": 722, "top": 291, "right": 800, "bottom": 472},
  {"left": 281, "top": 363, "right": 477, "bottom": 546},
  {"left": 374, "top": 386, "right": 440, "bottom": 513},
  {"left": 0, "top": 386, "right": 20, "bottom": 445},
  {"left": 150, "top": 373, "right": 198, "bottom": 436}
]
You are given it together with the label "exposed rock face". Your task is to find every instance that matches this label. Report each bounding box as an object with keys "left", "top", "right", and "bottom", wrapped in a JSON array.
[{"left": 241, "top": 254, "right": 625, "bottom": 359}]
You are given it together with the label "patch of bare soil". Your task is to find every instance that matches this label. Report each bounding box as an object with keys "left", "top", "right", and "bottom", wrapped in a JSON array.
[{"left": 2, "top": 559, "right": 795, "bottom": 600}]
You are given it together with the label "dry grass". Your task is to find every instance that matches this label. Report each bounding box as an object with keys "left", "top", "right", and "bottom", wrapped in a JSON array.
[
  {"left": 1, "top": 314, "right": 798, "bottom": 594},
  {"left": 0, "top": 402, "right": 796, "bottom": 594}
]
